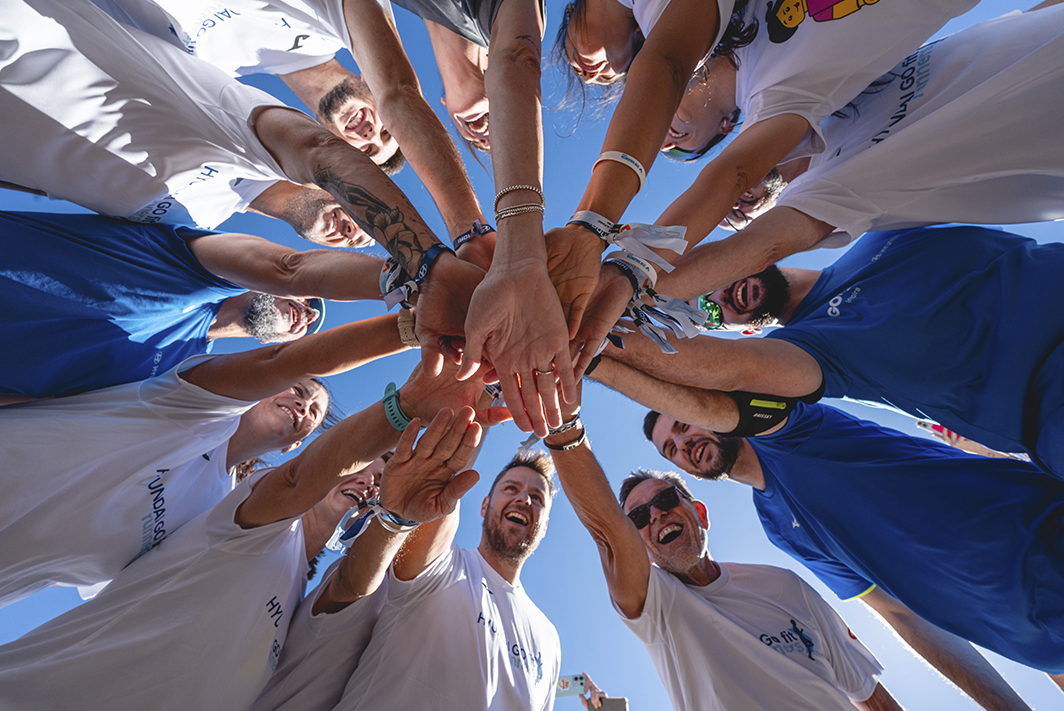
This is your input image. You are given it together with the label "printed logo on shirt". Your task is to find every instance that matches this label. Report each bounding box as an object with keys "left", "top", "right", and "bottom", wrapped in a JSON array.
[
  {"left": 475, "top": 596, "right": 548, "bottom": 687},
  {"left": 150, "top": 350, "right": 164, "bottom": 378},
  {"left": 766, "top": 0, "right": 882, "bottom": 44},
  {"left": 174, "top": 8, "right": 243, "bottom": 54},
  {"left": 138, "top": 471, "right": 169, "bottom": 554},
  {"left": 130, "top": 166, "right": 220, "bottom": 225},
  {"left": 759, "top": 619, "right": 817, "bottom": 660},
  {"left": 870, "top": 40, "right": 940, "bottom": 145},
  {"left": 287, "top": 34, "right": 310, "bottom": 51},
  {"left": 825, "top": 286, "right": 860, "bottom": 317}
]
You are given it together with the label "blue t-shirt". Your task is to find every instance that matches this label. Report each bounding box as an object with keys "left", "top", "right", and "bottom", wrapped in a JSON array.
[
  {"left": 0, "top": 212, "right": 245, "bottom": 398},
  {"left": 751, "top": 402, "right": 1064, "bottom": 672},
  {"left": 766, "top": 225, "right": 1064, "bottom": 461}
]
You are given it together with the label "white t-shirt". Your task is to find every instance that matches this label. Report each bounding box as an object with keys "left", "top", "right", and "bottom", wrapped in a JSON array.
[
  {"left": 0, "top": 470, "right": 309, "bottom": 711},
  {"left": 619, "top": 563, "right": 881, "bottom": 711},
  {"left": 777, "top": 6, "right": 1064, "bottom": 240},
  {"left": 0, "top": 0, "right": 288, "bottom": 229},
  {"left": 616, "top": 0, "right": 733, "bottom": 51},
  {"left": 250, "top": 559, "right": 387, "bottom": 711},
  {"left": 337, "top": 543, "right": 561, "bottom": 711},
  {"left": 0, "top": 355, "right": 255, "bottom": 609},
  {"left": 732, "top": 0, "right": 978, "bottom": 162},
  {"left": 93, "top": 0, "right": 395, "bottom": 77}
]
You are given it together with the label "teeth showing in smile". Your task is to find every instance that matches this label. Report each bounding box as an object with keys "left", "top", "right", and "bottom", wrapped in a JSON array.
[
  {"left": 505, "top": 511, "right": 529, "bottom": 525},
  {"left": 668, "top": 127, "right": 689, "bottom": 141},
  {"left": 658, "top": 523, "right": 683, "bottom": 544},
  {"left": 692, "top": 441, "right": 707, "bottom": 466},
  {"left": 279, "top": 404, "right": 297, "bottom": 428}
]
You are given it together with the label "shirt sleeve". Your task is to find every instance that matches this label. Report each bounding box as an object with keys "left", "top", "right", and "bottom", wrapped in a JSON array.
[
  {"left": 386, "top": 540, "right": 462, "bottom": 605},
  {"left": 613, "top": 566, "right": 674, "bottom": 646},
  {"left": 798, "top": 577, "right": 883, "bottom": 701}
]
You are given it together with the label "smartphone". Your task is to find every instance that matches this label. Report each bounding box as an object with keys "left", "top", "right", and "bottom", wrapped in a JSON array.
[
  {"left": 556, "top": 674, "right": 586, "bottom": 697},
  {"left": 599, "top": 698, "right": 629, "bottom": 711}
]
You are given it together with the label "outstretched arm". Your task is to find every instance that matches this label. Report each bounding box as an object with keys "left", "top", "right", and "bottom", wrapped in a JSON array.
[
  {"left": 852, "top": 684, "right": 905, "bottom": 711},
  {"left": 546, "top": 0, "right": 721, "bottom": 336},
  {"left": 860, "top": 588, "right": 1034, "bottom": 711},
  {"left": 544, "top": 390, "right": 652, "bottom": 618},
  {"left": 655, "top": 206, "right": 834, "bottom": 301},
  {"left": 312, "top": 408, "right": 482, "bottom": 614},
  {"left": 187, "top": 232, "right": 384, "bottom": 302},
  {"left": 181, "top": 313, "right": 406, "bottom": 401},
  {"left": 455, "top": 0, "right": 579, "bottom": 437},
  {"left": 591, "top": 356, "right": 741, "bottom": 434},
  {"left": 600, "top": 323, "right": 823, "bottom": 398},
  {"left": 341, "top": 0, "right": 487, "bottom": 240},
  {"left": 251, "top": 105, "right": 487, "bottom": 375}
]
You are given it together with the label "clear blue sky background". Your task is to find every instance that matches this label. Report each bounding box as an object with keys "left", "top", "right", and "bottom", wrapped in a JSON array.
[{"left": 1, "top": 0, "right": 1061, "bottom": 708}]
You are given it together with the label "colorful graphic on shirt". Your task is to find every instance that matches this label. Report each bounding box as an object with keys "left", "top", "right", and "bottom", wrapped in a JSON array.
[{"left": 766, "top": 0, "right": 881, "bottom": 43}]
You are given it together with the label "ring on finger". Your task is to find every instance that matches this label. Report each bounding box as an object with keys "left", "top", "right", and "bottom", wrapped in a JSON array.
[{"left": 533, "top": 367, "right": 555, "bottom": 377}]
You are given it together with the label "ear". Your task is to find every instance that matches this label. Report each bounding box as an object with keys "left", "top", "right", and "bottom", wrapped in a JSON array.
[
  {"left": 280, "top": 440, "right": 304, "bottom": 454},
  {"left": 694, "top": 500, "right": 710, "bottom": 529},
  {"left": 480, "top": 495, "right": 489, "bottom": 518}
]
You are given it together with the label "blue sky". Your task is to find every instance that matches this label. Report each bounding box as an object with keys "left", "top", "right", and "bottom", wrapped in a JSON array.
[{"left": 1, "top": 0, "right": 1062, "bottom": 708}]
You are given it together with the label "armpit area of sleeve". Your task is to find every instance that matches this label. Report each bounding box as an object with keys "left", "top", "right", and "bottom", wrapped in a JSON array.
[{"left": 610, "top": 566, "right": 669, "bottom": 645}]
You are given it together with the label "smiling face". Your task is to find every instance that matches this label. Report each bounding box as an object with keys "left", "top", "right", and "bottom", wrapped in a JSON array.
[
  {"left": 480, "top": 466, "right": 552, "bottom": 563},
  {"left": 651, "top": 415, "right": 740, "bottom": 480},
  {"left": 694, "top": 266, "right": 792, "bottom": 331},
  {"left": 439, "top": 71, "right": 491, "bottom": 151},
  {"left": 623, "top": 478, "right": 709, "bottom": 574},
  {"left": 320, "top": 456, "right": 385, "bottom": 518},
  {"left": 241, "top": 294, "right": 321, "bottom": 343},
  {"left": 661, "top": 60, "right": 739, "bottom": 155},
  {"left": 286, "top": 187, "right": 370, "bottom": 248},
  {"left": 719, "top": 169, "right": 786, "bottom": 231},
  {"left": 241, "top": 380, "right": 329, "bottom": 454},
  {"left": 317, "top": 75, "right": 399, "bottom": 166},
  {"left": 563, "top": 0, "right": 640, "bottom": 85}
]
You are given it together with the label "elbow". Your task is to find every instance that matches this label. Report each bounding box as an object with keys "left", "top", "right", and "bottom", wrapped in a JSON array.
[
  {"left": 486, "top": 42, "right": 542, "bottom": 93},
  {"left": 272, "top": 251, "right": 307, "bottom": 297}
]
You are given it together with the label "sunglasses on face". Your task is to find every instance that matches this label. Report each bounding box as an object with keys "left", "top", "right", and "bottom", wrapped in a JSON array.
[
  {"left": 697, "top": 294, "right": 725, "bottom": 329},
  {"left": 627, "top": 485, "right": 692, "bottom": 530}
]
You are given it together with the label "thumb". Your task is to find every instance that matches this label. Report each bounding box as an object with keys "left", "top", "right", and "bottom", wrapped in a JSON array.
[
  {"left": 443, "top": 469, "right": 480, "bottom": 505},
  {"left": 457, "top": 329, "right": 485, "bottom": 381}
]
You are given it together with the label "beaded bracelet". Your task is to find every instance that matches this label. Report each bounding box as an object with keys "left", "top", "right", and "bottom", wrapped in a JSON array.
[{"left": 493, "top": 184, "right": 544, "bottom": 213}]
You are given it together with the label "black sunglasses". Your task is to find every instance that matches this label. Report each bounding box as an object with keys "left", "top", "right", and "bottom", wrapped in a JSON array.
[{"left": 627, "top": 486, "right": 692, "bottom": 530}]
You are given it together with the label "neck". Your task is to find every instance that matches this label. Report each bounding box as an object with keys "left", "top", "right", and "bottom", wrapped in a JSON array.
[
  {"left": 775, "top": 267, "right": 822, "bottom": 325},
  {"left": 477, "top": 540, "right": 523, "bottom": 585},
  {"left": 726, "top": 439, "right": 766, "bottom": 491},
  {"left": 676, "top": 555, "right": 722, "bottom": 587},
  {"left": 208, "top": 294, "right": 252, "bottom": 341},
  {"left": 279, "top": 59, "right": 349, "bottom": 117},
  {"left": 225, "top": 418, "right": 277, "bottom": 469}
]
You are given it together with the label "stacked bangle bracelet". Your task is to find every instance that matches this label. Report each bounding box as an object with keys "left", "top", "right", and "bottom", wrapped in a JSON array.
[{"left": 494, "top": 184, "right": 545, "bottom": 223}]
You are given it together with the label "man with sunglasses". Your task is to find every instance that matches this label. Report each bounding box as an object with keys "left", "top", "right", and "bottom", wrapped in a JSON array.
[
  {"left": 582, "top": 341, "right": 1063, "bottom": 705},
  {"left": 543, "top": 398, "right": 898, "bottom": 711}
]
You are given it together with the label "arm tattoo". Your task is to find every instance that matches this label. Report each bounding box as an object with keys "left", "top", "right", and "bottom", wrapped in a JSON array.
[{"left": 313, "top": 165, "right": 438, "bottom": 273}]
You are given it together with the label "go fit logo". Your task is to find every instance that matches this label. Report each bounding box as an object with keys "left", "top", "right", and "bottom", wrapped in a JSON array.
[{"left": 826, "top": 294, "right": 844, "bottom": 317}]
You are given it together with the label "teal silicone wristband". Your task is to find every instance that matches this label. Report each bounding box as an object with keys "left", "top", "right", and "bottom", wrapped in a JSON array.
[{"left": 383, "top": 382, "right": 412, "bottom": 431}]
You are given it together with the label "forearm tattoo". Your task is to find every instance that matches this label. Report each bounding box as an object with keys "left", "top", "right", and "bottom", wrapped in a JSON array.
[{"left": 313, "top": 165, "right": 438, "bottom": 273}]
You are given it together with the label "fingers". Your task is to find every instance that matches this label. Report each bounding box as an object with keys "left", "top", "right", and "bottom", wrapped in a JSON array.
[
  {"left": 391, "top": 417, "right": 422, "bottom": 466},
  {"left": 518, "top": 370, "right": 549, "bottom": 438},
  {"left": 555, "top": 348, "right": 579, "bottom": 405},
  {"left": 456, "top": 330, "right": 485, "bottom": 381},
  {"left": 441, "top": 468, "right": 480, "bottom": 508},
  {"left": 534, "top": 367, "right": 563, "bottom": 431},
  {"left": 445, "top": 415, "right": 483, "bottom": 472},
  {"left": 476, "top": 405, "right": 513, "bottom": 427},
  {"left": 500, "top": 371, "right": 533, "bottom": 433}
]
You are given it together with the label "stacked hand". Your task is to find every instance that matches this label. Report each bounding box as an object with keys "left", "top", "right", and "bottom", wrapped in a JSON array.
[
  {"left": 457, "top": 257, "right": 576, "bottom": 437},
  {"left": 378, "top": 408, "right": 481, "bottom": 524},
  {"left": 545, "top": 225, "right": 607, "bottom": 341}
]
